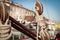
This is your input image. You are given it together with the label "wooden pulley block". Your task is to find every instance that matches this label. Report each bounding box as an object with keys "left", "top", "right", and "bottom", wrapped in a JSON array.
[{"left": 35, "top": 1, "right": 43, "bottom": 15}]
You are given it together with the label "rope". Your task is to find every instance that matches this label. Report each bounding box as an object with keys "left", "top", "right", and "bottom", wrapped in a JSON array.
[
  {"left": 35, "top": 10, "right": 39, "bottom": 40},
  {"left": 43, "top": 0, "right": 53, "bottom": 40},
  {"left": 0, "top": 1, "right": 12, "bottom": 40},
  {"left": 43, "top": 0, "right": 51, "bottom": 19},
  {"left": 35, "top": 0, "right": 41, "bottom": 40}
]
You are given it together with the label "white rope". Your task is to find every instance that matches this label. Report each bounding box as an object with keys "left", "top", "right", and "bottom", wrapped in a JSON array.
[
  {"left": 35, "top": 0, "right": 41, "bottom": 40},
  {"left": 36, "top": 25, "right": 39, "bottom": 40},
  {"left": 43, "top": 0, "right": 50, "bottom": 19},
  {"left": 0, "top": 1, "right": 12, "bottom": 40},
  {"left": 43, "top": 0, "right": 52, "bottom": 40},
  {"left": 0, "top": 24, "right": 12, "bottom": 40},
  {"left": 0, "top": 32, "right": 12, "bottom": 40},
  {"left": 35, "top": 11, "right": 39, "bottom": 40},
  {"left": 0, "top": 28, "right": 10, "bottom": 33}
]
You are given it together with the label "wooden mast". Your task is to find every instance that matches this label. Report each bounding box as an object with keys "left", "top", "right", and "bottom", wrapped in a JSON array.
[{"left": 35, "top": 0, "right": 43, "bottom": 40}]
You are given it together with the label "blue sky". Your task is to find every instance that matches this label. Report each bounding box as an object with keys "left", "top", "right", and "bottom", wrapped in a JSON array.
[{"left": 12, "top": 0, "right": 60, "bottom": 24}]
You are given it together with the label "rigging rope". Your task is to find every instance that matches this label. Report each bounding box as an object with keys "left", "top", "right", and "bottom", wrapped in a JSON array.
[
  {"left": 35, "top": 0, "right": 40, "bottom": 40},
  {"left": 43, "top": 0, "right": 51, "bottom": 19},
  {"left": 43, "top": 0, "right": 54, "bottom": 40},
  {"left": 0, "top": 1, "right": 12, "bottom": 40}
]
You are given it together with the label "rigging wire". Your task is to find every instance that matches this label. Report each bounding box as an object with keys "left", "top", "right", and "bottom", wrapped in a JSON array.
[
  {"left": 43, "top": 0, "right": 51, "bottom": 20},
  {"left": 43, "top": 0, "right": 55, "bottom": 40}
]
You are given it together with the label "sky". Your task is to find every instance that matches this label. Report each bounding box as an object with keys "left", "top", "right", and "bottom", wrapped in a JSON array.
[{"left": 12, "top": 0, "right": 60, "bottom": 24}]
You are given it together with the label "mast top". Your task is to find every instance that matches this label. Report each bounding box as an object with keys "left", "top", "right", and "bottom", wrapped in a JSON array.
[{"left": 35, "top": 0, "right": 43, "bottom": 15}]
